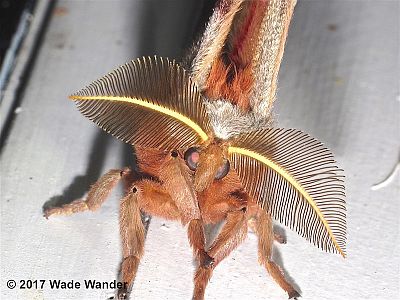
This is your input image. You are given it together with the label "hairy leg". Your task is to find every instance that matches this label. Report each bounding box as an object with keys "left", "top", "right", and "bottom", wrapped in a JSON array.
[
  {"left": 155, "top": 151, "right": 213, "bottom": 267},
  {"left": 135, "top": 179, "right": 180, "bottom": 220},
  {"left": 248, "top": 217, "right": 286, "bottom": 244},
  {"left": 208, "top": 210, "right": 248, "bottom": 262},
  {"left": 256, "top": 210, "right": 300, "bottom": 299},
  {"left": 45, "top": 164, "right": 182, "bottom": 298},
  {"left": 44, "top": 168, "right": 131, "bottom": 218},
  {"left": 136, "top": 179, "right": 213, "bottom": 268},
  {"left": 193, "top": 209, "right": 248, "bottom": 300},
  {"left": 188, "top": 219, "right": 214, "bottom": 268},
  {"left": 117, "top": 187, "right": 145, "bottom": 299},
  {"left": 117, "top": 179, "right": 184, "bottom": 299}
]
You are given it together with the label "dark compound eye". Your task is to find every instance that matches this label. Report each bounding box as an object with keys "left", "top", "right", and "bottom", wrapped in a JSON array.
[
  {"left": 184, "top": 147, "right": 200, "bottom": 171},
  {"left": 171, "top": 150, "right": 179, "bottom": 158},
  {"left": 215, "top": 159, "right": 230, "bottom": 180}
]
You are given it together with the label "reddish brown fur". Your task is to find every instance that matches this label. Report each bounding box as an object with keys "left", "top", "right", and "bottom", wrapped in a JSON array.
[
  {"left": 137, "top": 146, "right": 215, "bottom": 266},
  {"left": 230, "top": 0, "right": 268, "bottom": 67},
  {"left": 45, "top": 141, "right": 299, "bottom": 299},
  {"left": 203, "top": 1, "right": 269, "bottom": 113},
  {"left": 188, "top": 219, "right": 214, "bottom": 268},
  {"left": 118, "top": 189, "right": 145, "bottom": 299},
  {"left": 45, "top": 0, "right": 301, "bottom": 298},
  {"left": 135, "top": 146, "right": 168, "bottom": 177},
  {"left": 159, "top": 155, "right": 200, "bottom": 224},
  {"left": 194, "top": 143, "right": 225, "bottom": 192},
  {"left": 255, "top": 211, "right": 300, "bottom": 298},
  {"left": 135, "top": 179, "right": 181, "bottom": 220},
  {"left": 44, "top": 168, "right": 131, "bottom": 218},
  {"left": 204, "top": 58, "right": 253, "bottom": 111},
  {"left": 193, "top": 210, "right": 248, "bottom": 300},
  {"left": 198, "top": 170, "right": 246, "bottom": 224}
]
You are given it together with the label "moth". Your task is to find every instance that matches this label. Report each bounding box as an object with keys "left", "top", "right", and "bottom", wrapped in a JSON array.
[{"left": 45, "top": 0, "right": 346, "bottom": 299}]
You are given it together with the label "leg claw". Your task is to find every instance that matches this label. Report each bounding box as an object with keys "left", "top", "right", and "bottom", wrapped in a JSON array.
[
  {"left": 288, "top": 289, "right": 301, "bottom": 299},
  {"left": 116, "top": 287, "right": 128, "bottom": 299},
  {"left": 43, "top": 207, "right": 58, "bottom": 219}
]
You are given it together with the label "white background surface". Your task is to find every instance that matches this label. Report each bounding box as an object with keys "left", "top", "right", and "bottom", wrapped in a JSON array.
[{"left": 1, "top": 1, "right": 399, "bottom": 300}]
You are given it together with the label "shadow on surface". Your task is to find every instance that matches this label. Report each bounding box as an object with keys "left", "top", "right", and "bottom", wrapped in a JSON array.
[
  {"left": 272, "top": 225, "right": 302, "bottom": 296},
  {"left": 44, "top": 0, "right": 215, "bottom": 213},
  {"left": 43, "top": 130, "right": 111, "bottom": 211}
]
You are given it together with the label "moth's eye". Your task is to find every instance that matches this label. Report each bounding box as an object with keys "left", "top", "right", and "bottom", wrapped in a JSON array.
[
  {"left": 215, "top": 159, "right": 230, "bottom": 180},
  {"left": 184, "top": 147, "right": 200, "bottom": 171}
]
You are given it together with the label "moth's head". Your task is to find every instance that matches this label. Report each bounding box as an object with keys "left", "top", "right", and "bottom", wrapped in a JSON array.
[{"left": 183, "top": 140, "right": 230, "bottom": 192}]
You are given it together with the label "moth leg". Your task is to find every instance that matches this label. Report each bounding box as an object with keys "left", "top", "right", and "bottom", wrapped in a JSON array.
[
  {"left": 135, "top": 179, "right": 181, "bottom": 220},
  {"left": 156, "top": 152, "right": 212, "bottom": 267},
  {"left": 188, "top": 219, "right": 214, "bottom": 268},
  {"left": 248, "top": 217, "right": 286, "bottom": 244},
  {"left": 117, "top": 179, "right": 181, "bottom": 299},
  {"left": 44, "top": 168, "right": 131, "bottom": 218},
  {"left": 256, "top": 210, "right": 300, "bottom": 299},
  {"left": 117, "top": 186, "right": 145, "bottom": 300},
  {"left": 193, "top": 209, "right": 248, "bottom": 300},
  {"left": 208, "top": 210, "right": 248, "bottom": 262}
]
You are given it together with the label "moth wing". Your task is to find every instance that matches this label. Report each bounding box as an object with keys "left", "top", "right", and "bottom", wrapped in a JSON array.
[
  {"left": 191, "top": 0, "right": 296, "bottom": 118},
  {"left": 190, "top": 0, "right": 245, "bottom": 88},
  {"left": 71, "top": 56, "right": 211, "bottom": 151},
  {"left": 229, "top": 128, "right": 346, "bottom": 256},
  {"left": 249, "top": 0, "right": 297, "bottom": 117}
]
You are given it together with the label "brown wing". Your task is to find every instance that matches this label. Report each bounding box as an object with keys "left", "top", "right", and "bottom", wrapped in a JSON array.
[
  {"left": 190, "top": 0, "right": 296, "bottom": 117},
  {"left": 249, "top": 0, "right": 297, "bottom": 117},
  {"left": 70, "top": 56, "right": 212, "bottom": 151},
  {"left": 228, "top": 128, "right": 346, "bottom": 257},
  {"left": 190, "top": 0, "right": 245, "bottom": 89}
]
